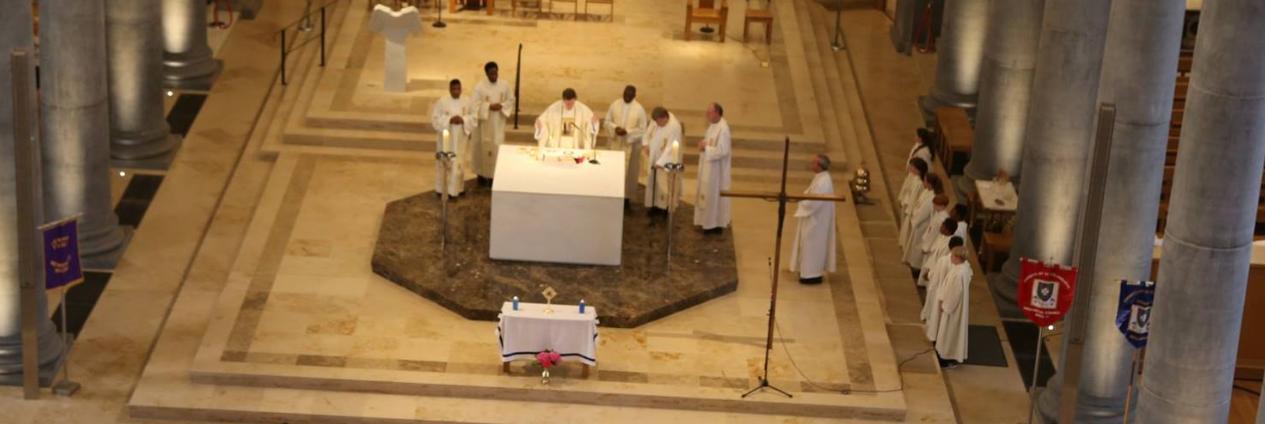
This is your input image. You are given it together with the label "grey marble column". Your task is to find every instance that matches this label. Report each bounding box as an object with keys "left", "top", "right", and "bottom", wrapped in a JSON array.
[
  {"left": 961, "top": 0, "right": 1043, "bottom": 181},
  {"left": 988, "top": 0, "right": 1113, "bottom": 317},
  {"left": 920, "top": 0, "right": 989, "bottom": 113},
  {"left": 1135, "top": 0, "right": 1265, "bottom": 421},
  {"left": 162, "top": 0, "right": 219, "bottom": 88},
  {"left": 108, "top": 0, "right": 176, "bottom": 160},
  {"left": 39, "top": 0, "right": 128, "bottom": 268},
  {"left": 0, "top": 0, "right": 67, "bottom": 379},
  {"left": 1034, "top": 0, "right": 1186, "bottom": 421}
]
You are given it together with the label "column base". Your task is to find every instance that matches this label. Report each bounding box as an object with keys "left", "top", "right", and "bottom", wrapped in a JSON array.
[
  {"left": 111, "top": 134, "right": 183, "bottom": 171},
  {"left": 987, "top": 271, "right": 1024, "bottom": 318},
  {"left": 162, "top": 58, "right": 221, "bottom": 91},
  {"left": 111, "top": 126, "right": 177, "bottom": 162},
  {"left": 0, "top": 326, "right": 67, "bottom": 385},
  {"left": 80, "top": 225, "right": 133, "bottom": 271}
]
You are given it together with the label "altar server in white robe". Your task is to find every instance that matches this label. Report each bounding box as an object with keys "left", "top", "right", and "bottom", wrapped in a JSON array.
[
  {"left": 920, "top": 236, "right": 964, "bottom": 322},
  {"left": 534, "top": 88, "right": 599, "bottom": 150},
  {"left": 901, "top": 174, "right": 943, "bottom": 278},
  {"left": 790, "top": 155, "right": 837, "bottom": 284},
  {"left": 694, "top": 102, "right": 732, "bottom": 234},
  {"left": 932, "top": 246, "right": 973, "bottom": 367},
  {"left": 430, "top": 79, "right": 477, "bottom": 197},
  {"left": 472, "top": 61, "right": 514, "bottom": 186},
  {"left": 643, "top": 107, "right": 682, "bottom": 212},
  {"left": 603, "top": 85, "right": 647, "bottom": 204},
  {"left": 897, "top": 158, "right": 929, "bottom": 250}
]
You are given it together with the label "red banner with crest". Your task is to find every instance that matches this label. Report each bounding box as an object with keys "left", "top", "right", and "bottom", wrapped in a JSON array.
[{"left": 1018, "top": 257, "right": 1077, "bottom": 327}]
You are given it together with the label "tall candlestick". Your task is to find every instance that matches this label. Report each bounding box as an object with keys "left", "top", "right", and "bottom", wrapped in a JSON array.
[
  {"left": 671, "top": 140, "right": 681, "bottom": 164},
  {"left": 442, "top": 129, "right": 451, "bottom": 153}
]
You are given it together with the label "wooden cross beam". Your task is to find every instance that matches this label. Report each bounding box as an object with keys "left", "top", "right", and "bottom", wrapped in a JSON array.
[{"left": 723, "top": 136, "right": 846, "bottom": 397}]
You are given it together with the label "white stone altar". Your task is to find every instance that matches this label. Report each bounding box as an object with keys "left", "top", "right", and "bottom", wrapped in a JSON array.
[{"left": 490, "top": 146, "right": 625, "bottom": 265}]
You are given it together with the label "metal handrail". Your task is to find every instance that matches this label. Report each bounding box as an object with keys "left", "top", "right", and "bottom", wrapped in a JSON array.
[{"left": 279, "top": 0, "right": 348, "bottom": 84}]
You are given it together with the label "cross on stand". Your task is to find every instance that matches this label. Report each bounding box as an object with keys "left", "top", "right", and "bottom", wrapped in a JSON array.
[{"left": 721, "top": 137, "right": 847, "bottom": 398}]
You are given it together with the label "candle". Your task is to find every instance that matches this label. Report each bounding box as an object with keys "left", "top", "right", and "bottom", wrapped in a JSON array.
[
  {"left": 442, "top": 129, "right": 451, "bottom": 153},
  {"left": 671, "top": 140, "right": 681, "bottom": 164}
]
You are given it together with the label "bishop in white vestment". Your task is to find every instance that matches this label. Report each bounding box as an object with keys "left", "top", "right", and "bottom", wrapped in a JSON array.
[
  {"left": 604, "top": 86, "right": 648, "bottom": 204},
  {"left": 472, "top": 62, "right": 514, "bottom": 185},
  {"left": 790, "top": 155, "right": 837, "bottom": 284},
  {"left": 932, "top": 247, "right": 972, "bottom": 364},
  {"left": 694, "top": 103, "right": 732, "bottom": 233},
  {"left": 534, "top": 88, "right": 598, "bottom": 150},
  {"left": 643, "top": 107, "right": 683, "bottom": 211},
  {"left": 430, "top": 79, "right": 477, "bottom": 197}
]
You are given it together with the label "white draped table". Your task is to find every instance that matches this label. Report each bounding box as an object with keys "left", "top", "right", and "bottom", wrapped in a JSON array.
[
  {"left": 497, "top": 302, "right": 599, "bottom": 375},
  {"left": 489, "top": 145, "right": 625, "bottom": 265}
]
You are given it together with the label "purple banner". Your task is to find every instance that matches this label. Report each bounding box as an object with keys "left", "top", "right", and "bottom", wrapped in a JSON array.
[{"left": 41, "top": 217, "right": 83, "bottom": 290}]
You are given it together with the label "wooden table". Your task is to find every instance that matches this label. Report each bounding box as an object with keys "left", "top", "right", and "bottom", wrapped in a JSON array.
[{"left": 934, "top": 106, "right": 973, "bottom": 174}]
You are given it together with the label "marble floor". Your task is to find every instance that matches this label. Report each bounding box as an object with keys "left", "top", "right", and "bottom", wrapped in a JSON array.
[{"left": 0, "top": 0, "right": 1054, "bottom": 423}]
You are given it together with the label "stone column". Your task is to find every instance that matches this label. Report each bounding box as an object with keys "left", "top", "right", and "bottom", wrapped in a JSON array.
[
  {"left": 1034, "top": 0, "right": 1186, "bottom": 421},
  {"left": 961, "top": 0, "right": 1043, "bottom": 181},
  {"left": 162, "top": 0, "right": 219, "bottom": 88},
  {"left": 1135, "top": 0, "right": 1265, "bottom": 421},
  {"left": 988, "top": 0, "right": 1113, "bottom": 317},
  {"left": 920, "top": 0, "right": 989, "bottom": 114},
  {"left": 108, "top": 0, "right": 176, "bottom": 161},
  {"left": 39, "top": 0, "right": 128, "bottom": 268},
  {"left": 0, "top": 0, "right": 67, "bottom": 379}
]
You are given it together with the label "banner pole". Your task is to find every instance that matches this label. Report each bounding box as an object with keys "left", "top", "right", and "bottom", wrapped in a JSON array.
[
  {"left": 51, "top": 287, "right": 79, "bottom": 396},
  {"left": 1027, "top": 326, "right": 1044, "bottom": 424},
  {"left": 1121, "top": 347, "right": 1140, "bottom": 423}
]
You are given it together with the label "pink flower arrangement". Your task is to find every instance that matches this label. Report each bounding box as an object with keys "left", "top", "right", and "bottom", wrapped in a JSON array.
[{"left": 536, "top": 350, "right": 562, "bottom": 369}]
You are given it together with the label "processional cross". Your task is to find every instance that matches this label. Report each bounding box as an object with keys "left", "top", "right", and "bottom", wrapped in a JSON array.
[{"left": 721, "top": 136, "right": 847, "bottom": 399}]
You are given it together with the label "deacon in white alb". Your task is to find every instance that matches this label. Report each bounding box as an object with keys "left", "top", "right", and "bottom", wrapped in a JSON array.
[
  {"left": 930, "top": 246, "right": 973, "bottom": 367},
  {"left": 472, "top": 61, "right": 514, "bottom": 186},
  {"left": 789, "top": 155, "right": 837, "bottom": 284},
  {"left": 642, "top": 106, "right": 682, "bottom": 213},
  {"left": 604, "top": 85, "right": 648, "bottom": 205},
  {"left": 368, "top": 5, "right": 421, "bottom": 92},
  {"left": 430, "top": 79, "right": 477, "bottom": 197},
  {"left": 694, "top": 102, "right": 732, "bottom": 234},
  {"left": 534, "top": 88, "right": 599, "bottom": 150}
]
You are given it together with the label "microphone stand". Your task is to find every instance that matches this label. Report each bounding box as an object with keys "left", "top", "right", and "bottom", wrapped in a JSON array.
[{"left": 433, "top": 0, "right": 448, "bottom": 28}]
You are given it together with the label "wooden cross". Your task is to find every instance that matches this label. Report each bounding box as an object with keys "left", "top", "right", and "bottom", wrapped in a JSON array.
[{"left": 722, "top": 136, "right": 847, "bottom": 398}]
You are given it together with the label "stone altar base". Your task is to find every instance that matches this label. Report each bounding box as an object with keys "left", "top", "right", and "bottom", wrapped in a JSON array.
[{"left": 373, "top": 181, "right": 739, "bottom": 328}]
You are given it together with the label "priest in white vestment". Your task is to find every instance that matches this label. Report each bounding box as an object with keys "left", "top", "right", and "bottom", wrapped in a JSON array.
[
  {"left": 790, "top": 155, "right": 837, "bottom": 284},
  {"left": 603, "top": 85, "right": 647, "bottom": 204},
  {"left": 694, "top": 102, "right": 732, "bottom": 234},
  {"left": 642, "top": 106, "right": 682, "bottom": 212},
  {"left": 430, "top": 79, "right": 478, "bottom": 197},
  {"left": 932, "top": 246, "right": 972, "bottom": 366},
  {"left": 920, "top": 236, "right": 964, "bottom": 322},
  {"left": 534, "top": 88, "right": 599, "bottom": 150},
  {"left": 472, "top": 61, "right": 514, "bottom": 186},
  {"left": 897, "top": 158, "right": 929, "bottom": 250}
]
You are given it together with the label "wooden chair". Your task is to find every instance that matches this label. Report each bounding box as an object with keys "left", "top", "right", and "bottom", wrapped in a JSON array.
[
  {"left": 978, "top": 231, "right": 1012, "bottom": 273},
  {"left": 552, "top": 0, "right": 579, "bottom": 16},
  {"left": 743, "top": 0, "right": 773, "bottom": 44},
  {"left": 586, "top": 0, "right": 614, "bottom": 20},
  {"left": 686, "top": 0, "right": 728, "bottom": 42}
]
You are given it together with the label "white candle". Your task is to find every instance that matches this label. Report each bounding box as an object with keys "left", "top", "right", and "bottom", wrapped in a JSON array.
[
  {"left": 442, "top": 129, "right": 451, "bottom": 153},
  {"left": 671, "top": 140, "right": 681, "bottom": 164}
]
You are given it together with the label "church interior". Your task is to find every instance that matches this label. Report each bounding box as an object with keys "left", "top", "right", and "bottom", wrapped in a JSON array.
[{"left": 1, "top": 0, "right": 1263, "bottom": 423}]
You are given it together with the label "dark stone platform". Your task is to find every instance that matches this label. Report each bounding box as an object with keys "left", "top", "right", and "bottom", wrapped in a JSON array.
[{"left": 371, "top": 182, "right": 739, "bottom": 328}]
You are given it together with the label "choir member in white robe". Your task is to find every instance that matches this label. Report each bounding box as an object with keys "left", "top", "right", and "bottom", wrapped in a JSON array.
[
  {"left": 642, "top": 107, "right": 682, "bottom": 212},
  {"left": 918, "top": 218, "right": 959, "bottom": 285},
  {"left": 790, "top": 155, "right": 837, "bottom": 284},
  {"left": 897, "top": 158, "right": 930, "bottom": 250},
  {"left": 694, "top": 102, "right": 732, "bottom": 234},
  {"left": 901, "top": 174, "right": 944, "bottom": 277},
  {"left": 430, "top": 79, "right": 477, "bottom": 197},
  {"left": 949, "top": 203, "right": 970, "bottom": 240},
  {"left": 472, "top": 61, "right": 514, "bottom": 185},
  {"left": 933, "top": 246, "right": 973, "bottom": 366},
  {"left": 920, "top": 236, "right": 964, "bottom": 322},
  {"left": 603, "top": 85, "right": 647, "bottom": 204},
  {"left": 910, "top": 128, "right": 934, "bottom": 168},
  {"left": 916, "top": 194, "right": 950, "bottom": 269},
  {"left": 534, "top": 88, "right": 599, "bottom": 150}
]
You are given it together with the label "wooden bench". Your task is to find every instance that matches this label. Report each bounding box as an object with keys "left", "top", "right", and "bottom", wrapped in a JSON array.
[{"left": 933, "top": 106, "right": 973, "bottom": 175}]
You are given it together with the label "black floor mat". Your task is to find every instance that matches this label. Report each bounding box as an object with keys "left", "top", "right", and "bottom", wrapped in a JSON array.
[
  {"left": 963, "top": 325, "right": 1008, "bottom": 367},
  {"left": 114, "top": 174, "right": 164, "bottom": 227},
  {"left": 166, "top": 93, "right": 207, "bottom": 137},
  {"left": 1003, "top": 320, "right": 1057, "bottom": 388}
]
